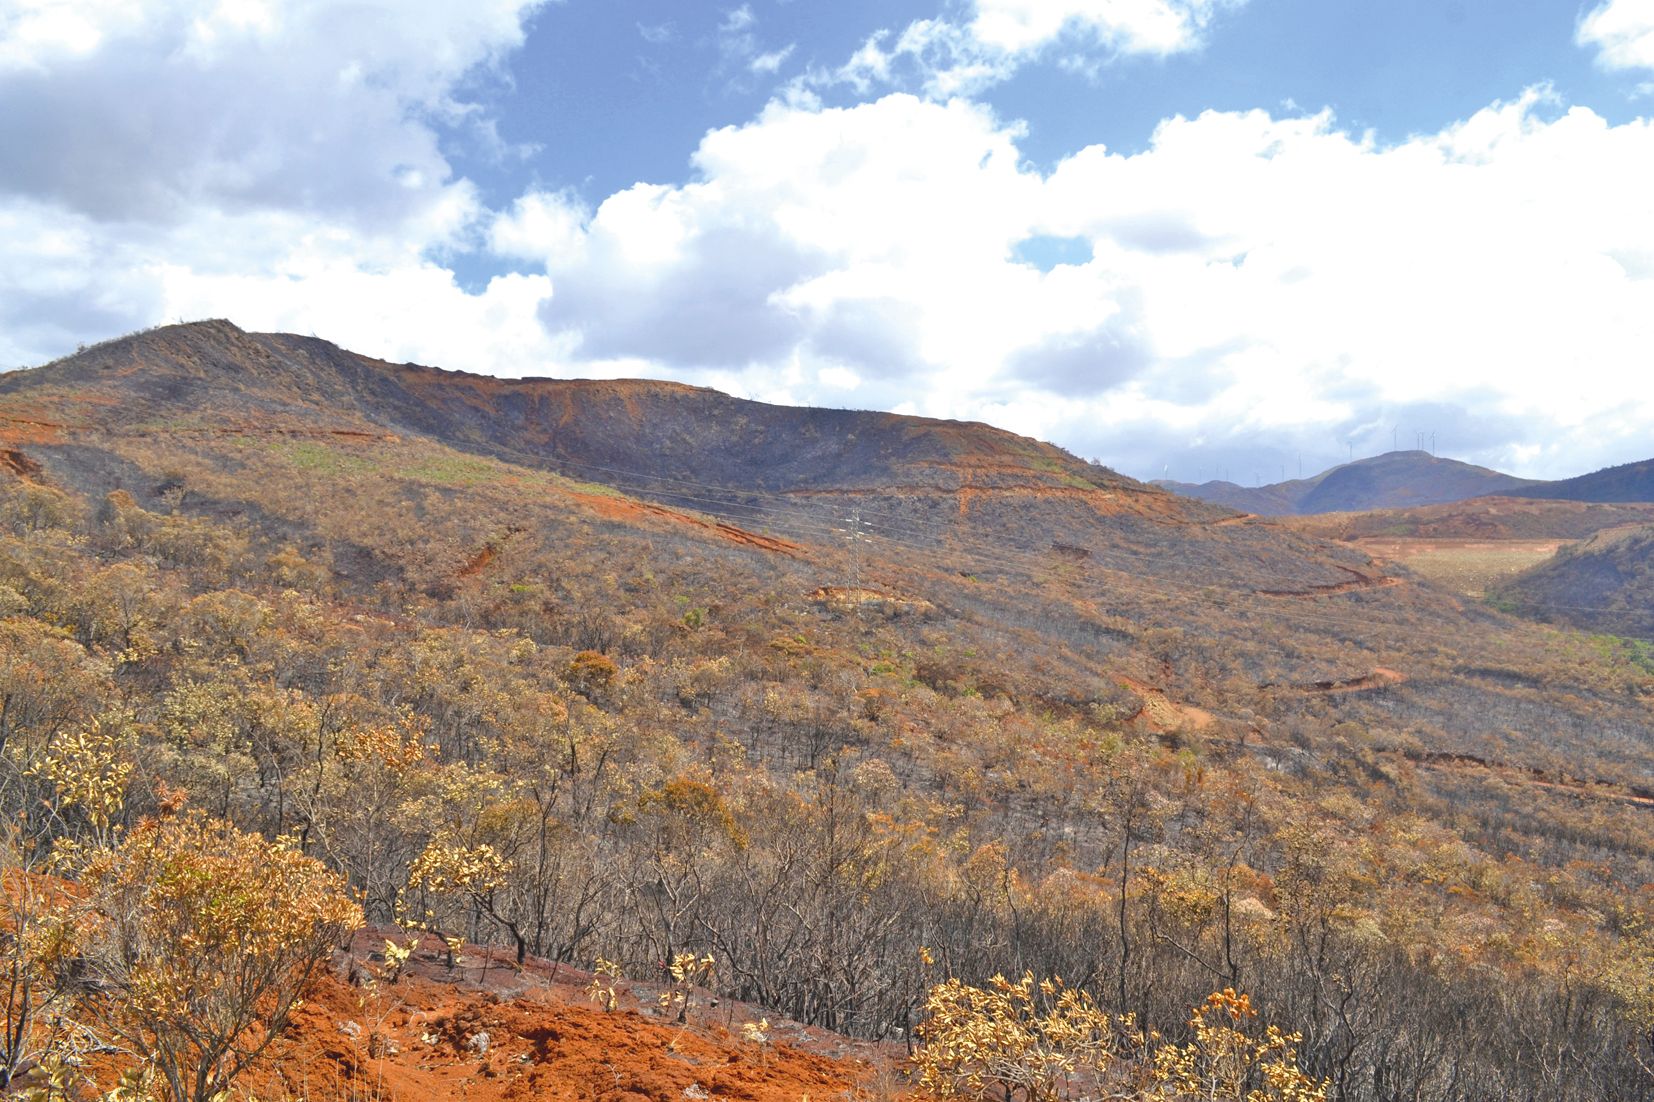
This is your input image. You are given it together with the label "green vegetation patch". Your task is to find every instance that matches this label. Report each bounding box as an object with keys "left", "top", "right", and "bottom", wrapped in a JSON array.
[
  {"left": 278, "top": 440, "right": 377, "bottom": 475},
  {"left": 404, "top": 453, "right": 508, "bottom": 486}
]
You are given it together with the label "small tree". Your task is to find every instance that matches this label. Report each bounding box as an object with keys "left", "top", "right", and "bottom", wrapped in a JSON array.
[
  {"left": 1148, "top": 989, "right": 1327, "bottom": 1102},
  {"left": 406, "top": 833, "right": 518, "bottom": 960},
  {"left": 74, "top": 812, "right": 361, "bottom": 1102},
  {"left": 0, "top": 824, "right": 76, "bottom": 1091},
  {"left": 915, "top": 972, "right": 1134, "bottom": 1102},
  {"left": 914, "top": 975, "right": 1326, "bottom": 1102}
]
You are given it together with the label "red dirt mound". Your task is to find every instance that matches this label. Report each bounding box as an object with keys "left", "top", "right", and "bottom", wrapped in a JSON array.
[{"left": 219, "top": 935, "right": 894, "bottom": 1102}]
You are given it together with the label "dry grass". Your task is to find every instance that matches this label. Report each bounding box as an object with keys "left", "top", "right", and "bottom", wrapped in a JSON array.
[{"left": 1355, "top": 538, "right": 1569, "bottom": 598}]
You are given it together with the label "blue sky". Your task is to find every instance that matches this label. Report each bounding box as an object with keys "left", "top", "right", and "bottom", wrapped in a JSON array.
[
  {"left": 478, "top": 0, "right": 1638, "bottom": 206},
  {"left": 3, "top": 0, "right": 1654, "bottom": 484}
]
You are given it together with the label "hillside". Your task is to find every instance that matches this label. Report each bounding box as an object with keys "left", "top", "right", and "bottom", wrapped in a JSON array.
[
  {"left": 1284, "top": 496, "right": 1654, "bottom": 542},
  {"left": 1504, "top": 456, "right": 1654, "bottom": 503},
  {"left": 1158, "top": 450, "right": 1537, "bottom": 515},
  {"left": 4, "top": 319, "right": 1148, "bottom": 496},
  {"left": 1494, "top": 523, "right": 1654, "bottom": 640},
  {"left": 1278, "top": 498, "right": 1654, "bottom": 598},
  {"left": 3, "top": 322, "right": 1653, "bottom": 1101}
]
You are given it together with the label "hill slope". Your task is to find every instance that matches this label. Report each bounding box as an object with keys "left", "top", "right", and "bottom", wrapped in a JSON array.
[
  {"left": 1494, "top": 523, "right": 1654, "bottom": 640},
  {"left": 1284, "top": 496, "right": 1654, "bottom": 542},
  {"left": 4, "top": 319, "right": 1147, "bottom": 496},
  {"left": 1504, "top": 456, "right": 1654, "bottom": 504},
  {"left": 4, "top": 321, "right": 1649, "bottom": 774}
]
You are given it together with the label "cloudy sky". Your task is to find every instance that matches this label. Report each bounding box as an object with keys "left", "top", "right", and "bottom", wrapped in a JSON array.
[{"left": 4, "top": 0, "right": 1653, "bottom": 484}]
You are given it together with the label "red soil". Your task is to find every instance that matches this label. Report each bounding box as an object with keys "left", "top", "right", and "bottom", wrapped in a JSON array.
[
  {"left": 1117, "top": 676, "right": 1214, "bottom": 732},
  {"left": 580, "top": 493, "right": 806, "bottom": 558},
  {"left": 0, "top": 413, "right": 68, "bottom": 445},
  {"left": 82, "top": 933, "right": 894, "bottom": 1102},
  {"left": 1407, "top": 749, "right": 1654, "bottom": 810}
]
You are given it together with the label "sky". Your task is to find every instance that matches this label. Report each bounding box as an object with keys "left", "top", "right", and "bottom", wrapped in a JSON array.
[{"left": 3, "top": 0, "right": 1654, "bottom": 485}]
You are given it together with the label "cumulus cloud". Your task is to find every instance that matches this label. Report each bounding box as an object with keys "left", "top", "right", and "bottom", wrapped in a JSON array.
[
  {"left": 0, "top": 0, "right": 556, "bottom": 371},
  {"left": 1029, "top": 92, "right": 1654, "bottom": 476},
  {"left": 511, "top": 88, "right": 1654, "bottom": 480},
  {"left": 1577, "top": 0, "right": 1654, "bottom": 73},
  {"left": 527, "top": 95, "right": 1053, "bottom": 387},
  {"left": 0, "top": 0, "right": 540, "bottom": 225},
  {"left": 489, "top": 190, "right": 589, "bottom": 264}
]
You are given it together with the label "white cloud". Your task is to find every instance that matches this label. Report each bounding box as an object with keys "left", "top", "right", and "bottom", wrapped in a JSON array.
[
  {"left": 158, "top": 252, "right": 564, "bottom": 377},
  {"left": 0, "top": 0, "right": 555, "bottom": 371},
  {"left": 1578, "top": 0, "right": 1654, "bottom": 73},
  {"left": 750, "top": 45, "right": 795, "bottom": 75},
  {"left": 637, "top": 21, "right": 673, "bottom": 45},
  {"left": 1028, "top": 92, "right": 1654, "bottom": 475},
  {"left": 532, "top": 95, "right": 1047, "bottom": 391},
  {"left": 721, "top": 6, "right": 756, "bottom": 35},
  {"left": 970, "top": 0, "right": 1234, "bottom": 57},
  {"left": 822, "top": 0, "right": 1242, "bottom": 99},
  {"left": 510, "top": 88, "right": 1654, "bottom": 480},
  {"left": 716, "top": 3, "right": 794, "bottom": 82},
  {"left": 0, "top": 0, "right": 543, "bottom": 224},
  {"left": 489, "top": 190, "right": 589, "bottom": 264},
  {"left": 0, "top": 1, "right": 140, "bottom": 72}
]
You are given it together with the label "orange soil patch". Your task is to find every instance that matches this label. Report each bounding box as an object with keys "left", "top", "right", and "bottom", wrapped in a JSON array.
[
  {"left": 142, "top": 426, "right": 399, "bottom": 442},
  {"left": 1118, "top": 676, "right": 1213, "bottom": 732},
  {"left": 798, "top": 482, "right": 1183, "bottom": 525},
  {"left": 457, "top": 529, "right": 525, "bottom": 579},
  {"left": 1, "top": 411, "right": 400, "bottom": 446},
  {"left": 580, "top": 493, "right": 806, "bottom": 558},
  {"left": 0, "top": 413, "right": 68, "bottom": 445},
  {"left": 458, "top": 544, "right": 500, "bottom": 578},
  {"left": 83, "top": 935, "right": 889, "bottom": 1102}
]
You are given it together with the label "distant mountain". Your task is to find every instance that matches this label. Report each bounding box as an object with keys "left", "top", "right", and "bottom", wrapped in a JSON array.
[
  {"left": 1157, "top": 451, "right": 1538, "bottom": 516},
  {"left": 1503, "top": 457, "right": 1654, "bottom": 504},
  {"left": 1494, "top": 524, "right": 1654, "bottom": 640}
]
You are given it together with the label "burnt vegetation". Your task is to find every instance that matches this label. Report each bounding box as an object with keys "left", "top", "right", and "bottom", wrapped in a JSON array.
[{"left": 1, "top": 322, "right": 1652, "bottom": 1101}]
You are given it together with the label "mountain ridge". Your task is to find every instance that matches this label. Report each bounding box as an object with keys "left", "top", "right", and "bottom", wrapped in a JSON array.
[
  {"left": 5, "top": 320, "right": 1145, "bottom": 499},
  {"left": 1504, "top": 456, "right": 1654, "bottom": 504},
  {"left": 1157, "top": 450, "right": 1540, "bottom": 515}
]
